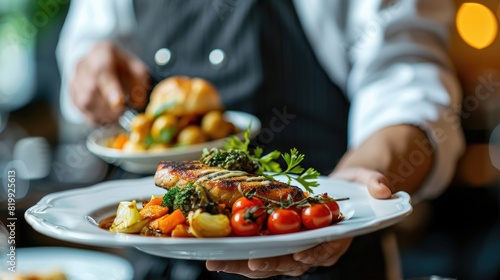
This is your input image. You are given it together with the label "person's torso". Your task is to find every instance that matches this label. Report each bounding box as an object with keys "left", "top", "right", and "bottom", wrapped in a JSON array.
[{"left": 132, "top": 0, "right": 349, "bottom": 175}]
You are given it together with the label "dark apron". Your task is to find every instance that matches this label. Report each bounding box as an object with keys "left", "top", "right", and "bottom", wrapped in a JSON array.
[{"left": 131, "top": 1, "right": 386, "bottom": 279}]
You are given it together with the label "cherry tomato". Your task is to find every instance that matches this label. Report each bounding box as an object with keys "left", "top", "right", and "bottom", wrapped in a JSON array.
[
  {"left": 324, "top": 200, "right": 341, "bottom": 221},
  {"left": 288, "top": 206, "right": 302, "bottom": 217},
  {"left": 266, "top": 209, "right": 302, "bottom": 234},
  {"left": 232, "top": 197, "right": 265, "bottom": 213},
  {"left": 230, "top": 209, "right": 262, "bottom": 236},
  {"left": 301, "top": 203, "right": 333, "bottom": 229},
  {"left": 232, "top": 196, "right": 267, "bottom": 225}
]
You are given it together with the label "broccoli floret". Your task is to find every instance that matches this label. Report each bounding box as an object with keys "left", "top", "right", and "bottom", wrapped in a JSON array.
[
  {"left": 173, "top": 183, "right": 197, "bottom": 214},
  {"left": 161, "top": 183, "right": 223, "bottom": 215},
  {"left": 161, "top": 186, "right": 182, "bottom": 208}
]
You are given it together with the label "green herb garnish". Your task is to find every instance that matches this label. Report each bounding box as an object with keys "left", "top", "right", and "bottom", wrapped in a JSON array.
[{"left": 220, "top": 125, "right": 320, "bottom": 193}]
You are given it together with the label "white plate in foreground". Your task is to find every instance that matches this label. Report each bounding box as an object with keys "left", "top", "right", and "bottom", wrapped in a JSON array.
[
  {"left": 86, "top": 110, "right": 261, "bottom": 174},
  {"left": 25, "top": 176, "right": 412, "bottom": 260},
  {"left": 3, "top": 247, "right": 133, "bottom": 280}
]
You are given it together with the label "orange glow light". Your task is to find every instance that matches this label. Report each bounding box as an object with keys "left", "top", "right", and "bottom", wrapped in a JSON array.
[{"left": 456, "top": 2, "right": 498, "bottom": 49}]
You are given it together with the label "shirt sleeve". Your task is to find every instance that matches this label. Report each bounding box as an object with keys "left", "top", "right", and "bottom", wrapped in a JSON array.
[
  {"left": 56, "top": 0, "right": 136, "bottom": 123},
  {"left": 346, "top": 0, "right": 465, "bottom": 202}
]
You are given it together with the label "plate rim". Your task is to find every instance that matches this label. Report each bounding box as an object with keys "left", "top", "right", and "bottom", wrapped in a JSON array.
[
  {"left": 25, "top": 176, "right": 412, "bottom": 253},
  {"left": 14, "top": 246, "right": 134, "bottom": 279}
]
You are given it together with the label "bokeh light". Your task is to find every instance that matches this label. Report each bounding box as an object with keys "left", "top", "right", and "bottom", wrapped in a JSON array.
[
  {"left": 489, "top": 124, "right": 500, "bottom": 170},
  {"left": 456, "top": 2, "right": 498, "bottom": 49}
]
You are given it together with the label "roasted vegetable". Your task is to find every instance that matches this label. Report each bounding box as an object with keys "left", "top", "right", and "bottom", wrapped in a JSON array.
[
  {"left": 171, "top": 224, "right": 194, "bottom": 237},
  {"left": 140, "top": 204, "right": 169, "bottom": 220},
  {"left": 151, "top": 114, "right": 177, "bottom": 143},
  {"left": 177, "top": 125, "right": 207, "bottom": 145},
  {"left": 162, "top": 183, "right": 223, "bottom": 215},
  {"left": 201, "top": 110, "right": 234, "bottom": 139},
  {"left": 109, "top": 200, "right": 148, "bottom": 233},
  {"left": 122, "top": 141, "right": 147, "bottom": 152},
  {"left": 149, "top": 209, "right": 186, "bottom": 235},
  {"left": 161, "top": 186, "right": 183, "bottom": 208},
  {"left": 188, "top": 209, "right": 231, "bottom": 237},
  {"left": 129, "top": 113, "right": 154, "bottom": 143},
  {"left": 174, "top": 183, "right": 197, "bottom": 214}
]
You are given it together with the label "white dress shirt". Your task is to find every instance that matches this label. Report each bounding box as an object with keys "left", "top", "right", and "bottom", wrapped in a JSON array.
[{"left": 57, "top": 0, "right": 465, "bottom": 203}]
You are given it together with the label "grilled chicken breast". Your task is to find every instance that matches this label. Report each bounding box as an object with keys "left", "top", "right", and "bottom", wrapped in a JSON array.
[{"left": 154, "top": 160, "right": 306, "bottom": 207}]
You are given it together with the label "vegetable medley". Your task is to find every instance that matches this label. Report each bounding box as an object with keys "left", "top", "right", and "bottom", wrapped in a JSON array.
[
  {"left": 100, "top": 183, "right": 344, "bottom": 238},
  {"left": 100, "top": 126, "right": 346, "bottom": 237}
]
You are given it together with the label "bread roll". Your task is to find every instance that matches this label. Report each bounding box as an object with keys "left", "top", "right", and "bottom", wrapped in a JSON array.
[{"left": 146, "top": 76, "right": 222, "bottom": 117}]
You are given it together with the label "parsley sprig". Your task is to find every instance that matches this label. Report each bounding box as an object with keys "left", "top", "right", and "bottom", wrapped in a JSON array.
[{"left": 223, "top": 126, "right": 320, "bottom": 193}]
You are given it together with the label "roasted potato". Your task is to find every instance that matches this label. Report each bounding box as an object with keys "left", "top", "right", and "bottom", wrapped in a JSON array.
[
  {"left": 107, "top": 77, "right": 238, "bottom": 151},
  {"left": 129, "top": 113, "right": 153, "bottom": 143},
  {"left": 177, "top": 125, "right": 207, "bottom": 145},
  {"left": 201, "top": 110, "right": 234, "bottom": 139},
  {"left": 151, "top": 114, "right": 177, "bottom": 143},
  {"left": 122, "top": 140, "right": 148, "bottom": 152},
  {"left": 148, "top": 142, "right": 173, "bottom": 152}
]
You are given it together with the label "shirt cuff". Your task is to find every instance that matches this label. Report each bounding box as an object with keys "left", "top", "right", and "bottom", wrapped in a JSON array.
[{"left": 411, "top": 109, "right": 465, "bottom": 203}]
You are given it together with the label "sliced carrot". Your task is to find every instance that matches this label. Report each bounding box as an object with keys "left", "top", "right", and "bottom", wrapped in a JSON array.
[
  {"left": 157, "top": 209, "right": 186, "bottom": 234},
  {"left": 112, "top": 133, "right": 128, "bottom": 149},
  {"left": 171, "top": 224, "right": 194, "bottom": 238},
  {"left": 140, "top": 205, "right": 169, "bottom": 220},
  {"left": 143, "top": 196, "right": 163, "bottom": 208},
  {"left": 148, "top": 217, "right": 162, "bottom": 230}
]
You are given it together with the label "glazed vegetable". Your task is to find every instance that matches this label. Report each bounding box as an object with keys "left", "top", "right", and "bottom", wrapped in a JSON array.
[
  {"left": 161, "top": 183, "right": 223, "bottom": 215},
  {"left": 161, "top": 186, "right": 182, "bottom": 208},
  {"left": 171, "top": 224, "right": 194, "bottom": 237},
  {"left": 201, "top": 110, "right": 235, "bottom": 139},
  {"left": 177, "top": 125, "right": 207, "bottom": 145},
  {"left": 151, "top": 114, "right": 177, "bottom": 143},
  {"left": 139, "top": 203, "right": 169, "bottom": 220},
  {"left": 188, "top": 209, "right": 231, "bottom": 237},
  {"left": 111, "top": 133, "right": 128, "bottom": 149},
  {"left": 109, "top": 200, "right": 149, "bottom": 233},
  {"left": 129, "top": 113, "right": 154, "bottom": 143},
  {"left": 149, "top": 209, "right": 186, "bottom": 235}
]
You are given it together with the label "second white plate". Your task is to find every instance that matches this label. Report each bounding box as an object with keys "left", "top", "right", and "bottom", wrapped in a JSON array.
[
  {"left": 3, "top": 247, "right": 133, "bottom": 280},
  {"left": 86, "top": 110, "right": 261, "bottom": 174}
]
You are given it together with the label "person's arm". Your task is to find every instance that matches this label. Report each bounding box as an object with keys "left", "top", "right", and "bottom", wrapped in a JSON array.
[
  {"left": 296, "top": 0, "right": 465, "bottom": 202},
  {"left": 56, "top": 0, "right": 140, "bottom": 124},
  {"left": 344, "top": 0, "right": 465, "bottom": 202},
  {"left": 334, "top": 124, "right": 434, "bottom": 198}
]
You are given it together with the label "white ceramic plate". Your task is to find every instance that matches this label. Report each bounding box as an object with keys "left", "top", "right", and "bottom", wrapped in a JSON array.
[
  {"left": 4, "top": 247, "right": 133, "bottom": 280},
  {"left": 25, "top": 176, "right": 412, "bottom": 260},
  {"left": 86, "top": 111, "right": 261, "bottom": 174}
]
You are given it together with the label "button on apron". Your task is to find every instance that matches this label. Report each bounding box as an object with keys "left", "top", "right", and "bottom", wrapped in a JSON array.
[
  {"left": 209, "top": 49, "right": 226, "bottom": 67},
  {"left": 154, "top": 48, "right": 171, "bottom": 66}
]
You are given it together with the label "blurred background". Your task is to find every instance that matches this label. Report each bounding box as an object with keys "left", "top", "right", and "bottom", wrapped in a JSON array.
[
  {"left": 0, "top": 0, "right": 129, "bottom": 276},
  {"left": 0, "top": 0, "right": 499, "bottom": 279},
  {"left": 395, "top": 1, "right": 500, "bottom": 280}
]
